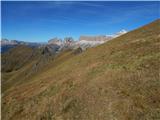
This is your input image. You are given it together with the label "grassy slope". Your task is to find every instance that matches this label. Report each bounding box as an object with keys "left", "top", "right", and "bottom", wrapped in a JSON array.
[
  {"left": 2, "top": 45, "right": 75, "bottom": 93},
  {"left": 1, "top": 45, "right": 34, "bottom": 72},
  {"left": 2, "top": 19, "right": 160, "bottom": 120}
]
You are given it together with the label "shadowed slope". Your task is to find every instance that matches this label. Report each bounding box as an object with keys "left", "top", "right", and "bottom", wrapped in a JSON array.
[
  {"left": 1, "top": 45, "right": 35, "bottom": 72},
  {"left": 1, "top": 45, "right": 80, "bottom": 93},
  {"left": 2, "top": 19, "right": 160, "bottom": 120}
]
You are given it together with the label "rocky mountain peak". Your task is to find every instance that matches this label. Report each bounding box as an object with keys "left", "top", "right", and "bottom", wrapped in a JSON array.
[
  {"left": 48, "top": 37, "right": 63, "bottom": 45},
  {"left": 116, "top": 29, "right": 127, "bottom": 36}
]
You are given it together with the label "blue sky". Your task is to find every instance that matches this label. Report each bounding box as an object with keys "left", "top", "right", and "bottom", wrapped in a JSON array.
[{"left": 1, "top": 1, "right": 159, "bottom": 42}]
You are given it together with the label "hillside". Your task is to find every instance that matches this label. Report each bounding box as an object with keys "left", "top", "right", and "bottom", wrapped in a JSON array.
[
  {"left": 2, "top": 19, "right": 160, "bottom": 120},
  {"left": 1, "top": 44, "right": 77, "bottom": 93}
]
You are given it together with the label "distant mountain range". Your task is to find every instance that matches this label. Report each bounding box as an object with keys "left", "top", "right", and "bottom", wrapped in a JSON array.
[{"left": 1, "top": 30, "right": 127, "bottom": 53}]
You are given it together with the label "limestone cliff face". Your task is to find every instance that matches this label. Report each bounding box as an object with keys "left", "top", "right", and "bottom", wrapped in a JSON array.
[
  {"left": 79, "top": 35, "right": 108, "bottom": 41},
  {"left": 79, "top": 30, "right": 127, "bottom": 42},
  {"left": 48, "top": 37, "right": 63, "bottom": 46}
]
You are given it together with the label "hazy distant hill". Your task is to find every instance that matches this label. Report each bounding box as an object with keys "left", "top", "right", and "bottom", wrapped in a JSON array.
[
  {"left": 2, "top": 20, "right": 160, "bottom": 120},
  {"left": 0, "top": 39, "right": 44, "bottom": 53}
]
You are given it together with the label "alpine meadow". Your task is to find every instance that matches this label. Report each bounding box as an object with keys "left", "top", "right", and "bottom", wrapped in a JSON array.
[{"left": 1, "top": 1, "right": 160, "bottom": 120}]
